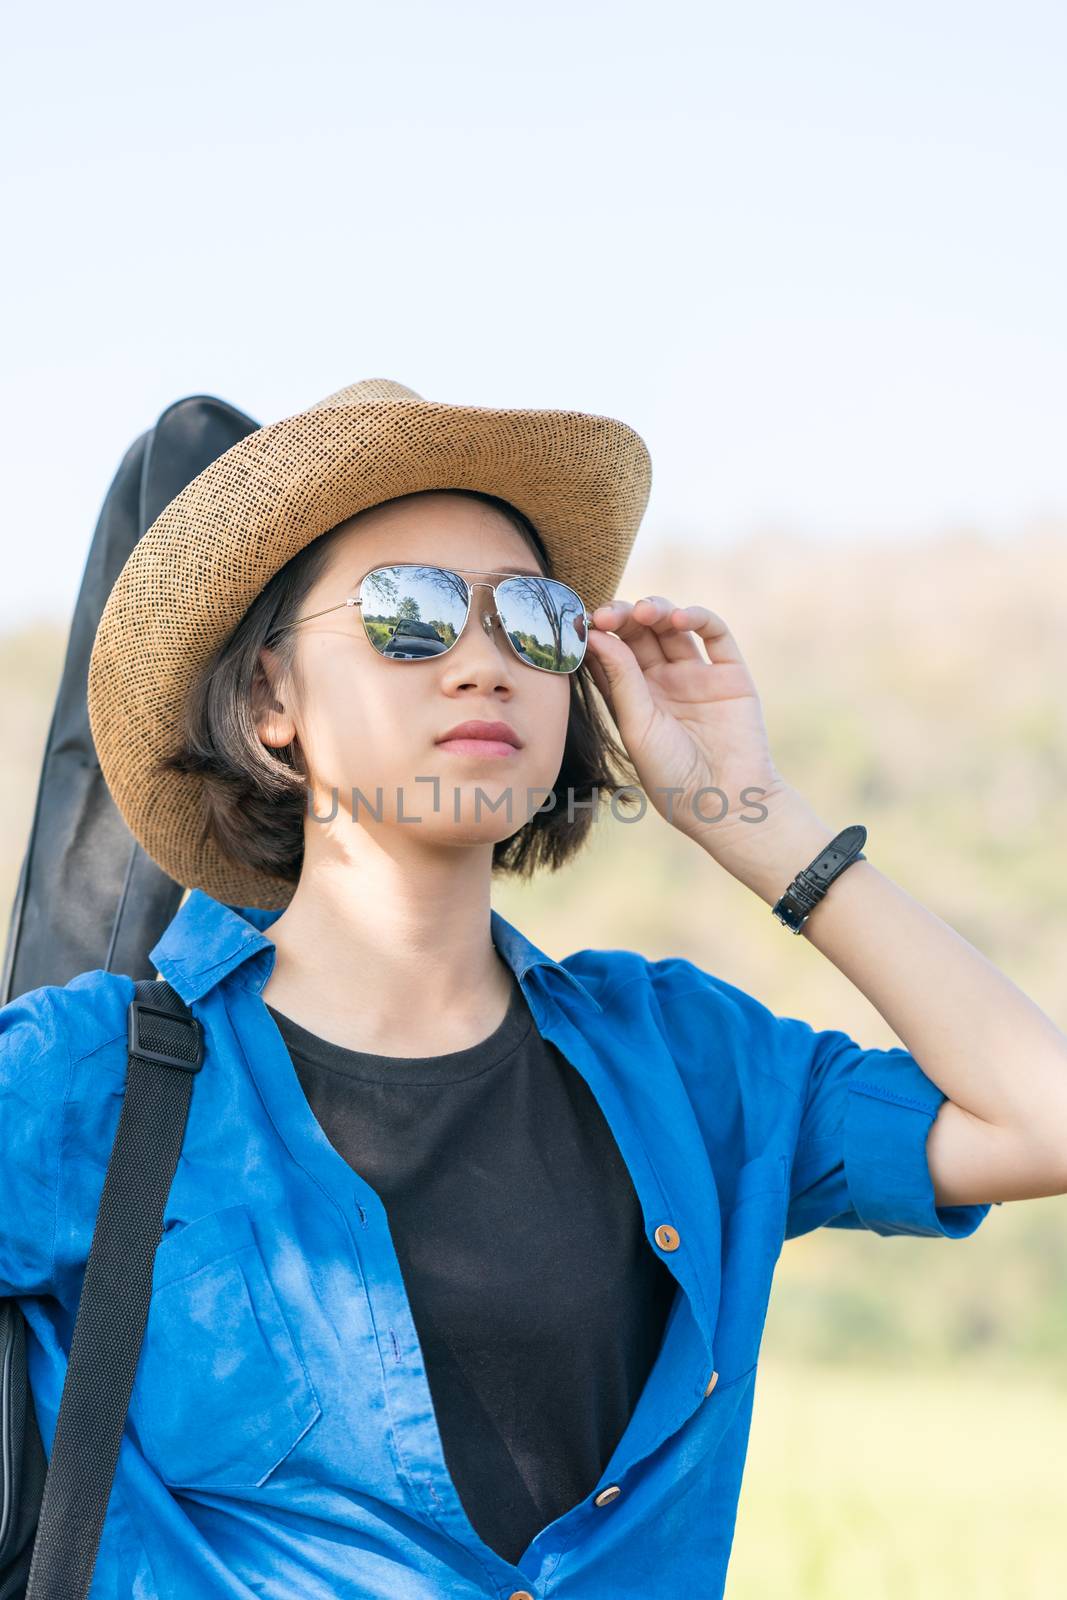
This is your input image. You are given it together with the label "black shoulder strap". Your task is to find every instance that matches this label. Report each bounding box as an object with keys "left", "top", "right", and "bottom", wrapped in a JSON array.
[{"left": 23, "top": 979, "right": 203, "bottom": 1600}]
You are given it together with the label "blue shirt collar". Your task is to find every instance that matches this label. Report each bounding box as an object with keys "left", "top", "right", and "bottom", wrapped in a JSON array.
[{"left": 150, "top": 887, "right": 602, "bottom": 1013}]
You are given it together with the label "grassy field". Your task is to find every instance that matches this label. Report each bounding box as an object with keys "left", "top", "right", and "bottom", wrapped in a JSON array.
[{"left": 729, "top": 1357, "right": 1067, "bottom": 1599}]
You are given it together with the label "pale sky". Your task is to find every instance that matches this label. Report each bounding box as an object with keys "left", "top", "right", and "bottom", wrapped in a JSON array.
[{"left": 2, "top": 0, "right": 1065, "bottom": 629}]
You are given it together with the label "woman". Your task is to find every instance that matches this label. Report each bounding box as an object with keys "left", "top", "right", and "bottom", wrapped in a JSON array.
[{"left": 4, "top": 377, "right": 1065, "bottom": 1600}]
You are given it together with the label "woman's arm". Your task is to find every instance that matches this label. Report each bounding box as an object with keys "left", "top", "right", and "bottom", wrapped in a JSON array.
[
  {"left": 584, "top": 595, "right": 1067, "bottom": 1210},
  {"left": 709, "top": 784, "right": 1067, "bottom": 1208},
  {"left": 0, "top": 985, "right": 68, "bottom": 1297}
]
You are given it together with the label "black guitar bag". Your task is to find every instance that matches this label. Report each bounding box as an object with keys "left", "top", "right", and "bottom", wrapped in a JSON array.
[
  {"left": 0, "top": 394, "right": 259, "bottom": 1599},
  {"left": 1, "top": 394, "right": 259, "bottom": 999}
]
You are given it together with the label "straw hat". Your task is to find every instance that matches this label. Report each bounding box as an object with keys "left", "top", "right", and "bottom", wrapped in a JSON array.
[{"left": 87, "top": 377, "right": 653, "bottom": 909}]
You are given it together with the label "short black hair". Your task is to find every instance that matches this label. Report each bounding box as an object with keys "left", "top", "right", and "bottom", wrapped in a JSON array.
[{"left": 159, "top": 488, "right": 641, "bottom": 886}]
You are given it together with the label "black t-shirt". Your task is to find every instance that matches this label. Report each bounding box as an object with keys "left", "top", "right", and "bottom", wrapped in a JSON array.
[{"left": 265, "top": 964, "right": 679, "bottom": 1565}]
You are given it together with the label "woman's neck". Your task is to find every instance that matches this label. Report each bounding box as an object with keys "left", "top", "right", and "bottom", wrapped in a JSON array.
[{"left": 257, "top": 846, "right": 515, "bottom": 1055}]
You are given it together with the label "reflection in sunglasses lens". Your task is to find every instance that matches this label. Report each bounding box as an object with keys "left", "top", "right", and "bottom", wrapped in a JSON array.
[
  {"left": 495, "top": 576, "right": 587, "bottom": 672},
  {"left": 360, "top": 567, "right": 586, "bottom": 673},
  {"left": 361, "top": 566, "right": 468, "bottom": 660}
]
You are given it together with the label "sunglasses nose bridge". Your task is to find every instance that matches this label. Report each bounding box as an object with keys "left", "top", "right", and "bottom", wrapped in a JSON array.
[{"left": 465, "top": 579, "right": 503, "bottom": 639}]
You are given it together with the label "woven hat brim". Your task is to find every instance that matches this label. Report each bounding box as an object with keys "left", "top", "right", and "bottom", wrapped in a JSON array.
[{"left": 88, "top": 396, "right": 652, "bottom": 909}]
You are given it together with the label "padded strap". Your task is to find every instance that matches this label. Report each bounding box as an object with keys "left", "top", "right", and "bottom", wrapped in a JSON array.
[{"left": 24, "top": 980, "right": 201, "bottom": 1600}]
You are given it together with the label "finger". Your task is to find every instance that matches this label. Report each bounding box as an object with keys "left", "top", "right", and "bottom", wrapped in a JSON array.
[
  {"left": 630, "top": 596, "right": 709, "bottom": 663},
  {"left": 582, "top": 648, "right": 617, "bottom": 718},
  {"left": 681, "top": 606, "right": 749, "bottom": 668},
  {"left": 582, "top": 623, "right": 656, "bottom": 734},
  {"left": 591, "top": 598, "right": 676, "bottom": 671}
]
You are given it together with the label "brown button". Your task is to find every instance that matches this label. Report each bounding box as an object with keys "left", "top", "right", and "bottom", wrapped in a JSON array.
[
  {"left": 593, "top": 1484, "right": 622, "bottom": 1507},
  {"left": 654, "top": 1223, "right": 680, "bottom": 1251},
  {"left": 508, "top": 1592, "right": 536, "bottom": 1600},
  {"left": 704, "top": 1370, "right": 719, "bottom": 1397}
]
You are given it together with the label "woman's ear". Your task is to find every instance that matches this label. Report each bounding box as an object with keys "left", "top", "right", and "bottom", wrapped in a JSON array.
[{"left": 253, "top": 646, "right": 298, "bottom": 749}]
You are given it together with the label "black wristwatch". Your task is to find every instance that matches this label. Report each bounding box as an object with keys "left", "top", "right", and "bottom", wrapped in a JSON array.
[{"left": 771, "top": 825, "right": 868, "bottom": 934}]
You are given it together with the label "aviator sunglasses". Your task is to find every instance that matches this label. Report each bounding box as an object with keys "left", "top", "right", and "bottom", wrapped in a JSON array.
[{"left": 269, "top": 562, "right": 594, "bottom": 675}]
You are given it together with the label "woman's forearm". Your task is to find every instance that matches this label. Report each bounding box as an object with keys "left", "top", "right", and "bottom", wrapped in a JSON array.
[{"left": 709, "top": 783, "right": 1067, "bottom": 1201}]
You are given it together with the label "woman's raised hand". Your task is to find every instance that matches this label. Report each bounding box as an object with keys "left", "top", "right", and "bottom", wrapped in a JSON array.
[{"left": 583, "top": 596, "right": 789, "bottom": 854}]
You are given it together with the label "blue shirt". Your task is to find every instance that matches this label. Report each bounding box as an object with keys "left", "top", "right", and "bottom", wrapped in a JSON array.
[{"left": 1, "top": 887, "right": 992, "bottom": 1600}]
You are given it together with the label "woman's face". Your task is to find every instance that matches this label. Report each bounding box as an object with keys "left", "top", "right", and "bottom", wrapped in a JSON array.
[{"left": 257, "top": 493, "right": 572, "bottom": 851}]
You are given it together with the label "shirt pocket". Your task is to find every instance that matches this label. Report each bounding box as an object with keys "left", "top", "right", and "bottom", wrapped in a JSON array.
[
  {"left": 131, "top": 1203, "right": 322, "bottom": 1491},
  {"left": 712, "top": 1150, "right": 789, "bottom": 1388}
]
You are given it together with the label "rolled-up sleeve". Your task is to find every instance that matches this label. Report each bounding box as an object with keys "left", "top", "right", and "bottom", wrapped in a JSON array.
[{"left": 788, "top": 1028, "right": 994, "bottom": 1240}]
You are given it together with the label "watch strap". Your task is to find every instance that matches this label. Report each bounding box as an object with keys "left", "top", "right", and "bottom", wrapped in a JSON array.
[{"left": 771, "top": 824, "right": 867, "bottom": 934}]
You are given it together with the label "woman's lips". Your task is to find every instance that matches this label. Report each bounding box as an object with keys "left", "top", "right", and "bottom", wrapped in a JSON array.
[{"left": 435, "top": 738, "right": 521, "bottom": 758}]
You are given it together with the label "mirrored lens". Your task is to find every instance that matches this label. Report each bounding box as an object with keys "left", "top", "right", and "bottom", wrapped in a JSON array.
[
  {"left": 359, "top": 566, "right": 588, "bottom": 673},
  {"left": 360, "top": 566, "right": 470, "bottom": 660},
  {"left": 496, "top": 576, "right": 588, "bottom": 672}
]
